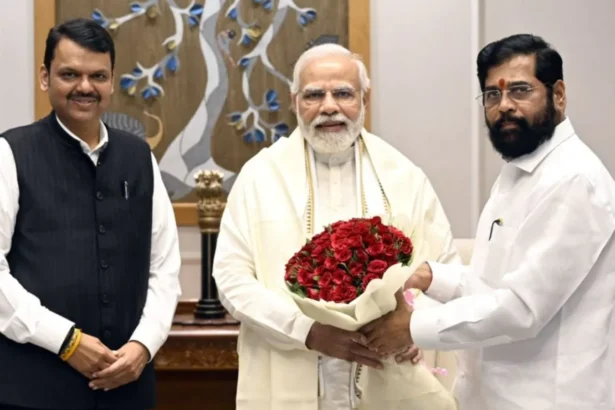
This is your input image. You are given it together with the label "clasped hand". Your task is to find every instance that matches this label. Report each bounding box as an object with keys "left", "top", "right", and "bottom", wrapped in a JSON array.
[
  {"left": 67, "top": 334, "right": 149, "bottom": 391},
  {"left": 305, "top": 291, "right": 420, "bottom": 368}
]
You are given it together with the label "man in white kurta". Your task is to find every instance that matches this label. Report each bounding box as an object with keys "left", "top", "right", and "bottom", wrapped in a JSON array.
[
  {"left": 362, "top": 34, "right": 615, "bottom": 410},
  {"left": 212, "top": 44, "right": 461, "bottom": 410}
]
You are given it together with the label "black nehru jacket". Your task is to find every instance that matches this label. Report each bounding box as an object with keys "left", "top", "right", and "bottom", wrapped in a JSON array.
[{"left": 0, "top": 113, "right": 155, "bottom": 409}]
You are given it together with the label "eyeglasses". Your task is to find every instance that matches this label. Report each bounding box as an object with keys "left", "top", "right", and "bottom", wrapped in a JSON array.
[
  {"left": 476, "top": 84, "right": 539, "bottom": 108},
  {"left": 299, "top": 87, "right": 359, "bottom": 106}
]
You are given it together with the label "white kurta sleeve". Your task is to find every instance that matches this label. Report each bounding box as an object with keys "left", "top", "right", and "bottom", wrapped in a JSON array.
[
  {"left": 129, "top": 154, "right": 182, "bottom": 360},
  {"left": 213, "top": 173, "right": 315, "bottom": 351},
  {"left": 411, "top": 174, "right": 615, "bottom": 351},
  {"left": 0, "top": 139, "right": 74, "bottom": 354}
]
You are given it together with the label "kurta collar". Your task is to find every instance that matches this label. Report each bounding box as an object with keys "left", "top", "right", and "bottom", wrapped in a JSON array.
[
  {"left": 312, "top": 142, "right": 355, "bottom": 166},
  {"left": 510, "top": 117, "right": 575, "bottom": 174}
]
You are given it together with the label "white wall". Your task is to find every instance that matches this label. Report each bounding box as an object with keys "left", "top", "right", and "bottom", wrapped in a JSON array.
[
  {"left": 2, "top": 1, "right": 614, "bottom": 299},
  {"left": 0, "top": 0, "right": 34, "bottom": 131},
  {"left": 370, "top": 0, "right": 477, "bottom": 238}
]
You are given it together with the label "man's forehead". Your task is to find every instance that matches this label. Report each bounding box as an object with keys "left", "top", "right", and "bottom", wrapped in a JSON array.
[
  {"left": 485, "top": 54, "right": 536, "bottom": 85},
  {"left": 52, "top": 40, "right": 111, "bottom": 71},
  {"left": 302, "top": 80, "right": 355, "bottom": 91},
  {"left": 300, "top": 56, "right": 359, "bottom": 85}
]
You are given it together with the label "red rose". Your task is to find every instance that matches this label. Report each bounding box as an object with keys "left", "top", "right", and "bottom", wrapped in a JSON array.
[
  {"left": 332, "top": 283, "right": 357, "bottom": 303},
  {"left": 363, "top": 233, "right": 377, "bottom": 245},
  {"left": 324, "top": 257, "right": 338, "bottom": 271},
  {"left": 400, "top": 238, "right": 413, "bottom": 255},
  {"left": 334, "top": 248, "right": 352, "bottom": 262},
  {"left": 318, "top": 272, "right": 333, "bottom": 288},
  {"left": 307, "top": 288, "right": 319, "bottom": 299},
  {"left": 346, "top": 235, "right": 363, "bottom": 248},
  {"left": 353, "top": 221, "right": 371, "bottom": 235},
  {"left": 331, "top": 233, "right": 347, "bottom": 250},
  {"left": 367, "top": 259, "right": 388, "bottom": 276},
  {"left": 312, "top": 245, "right": 326, "bottom": 257},
  {"left": 366, "top": 242, "right": 384, "bottom": 256},
  {"left": 320, "top": 286, "right": 332, "bottom": 301},
  {"left": 384, "top": 245, "right": 397, "bottom": 258},
  {"left": 348, "top": 262, "right": 364, "bottom": 277},
  {"left": 370, "top": 216, "right": 382, "bottom": 225},
  {"left": 362, "top": 273, "right": 379, "bottom": 290},
  {"left": 356, "top": 250, "right": 369, "bottom": 262},
  {"left": 332, "top": 269, "right": 350, "bottom": 285},
  {"left": 381, "top": 233, "right": 394, "bottom": 245},
  {"left": 297, "top": 269, "right": 313, "bottom": 286}
]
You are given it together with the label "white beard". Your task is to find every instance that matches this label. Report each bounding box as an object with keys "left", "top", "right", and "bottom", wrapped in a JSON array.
[{"left": 298, "top": 104, "right": 365, "bottom": 154}]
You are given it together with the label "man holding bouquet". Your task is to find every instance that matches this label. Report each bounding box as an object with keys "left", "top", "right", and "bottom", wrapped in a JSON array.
[
  {"left": 213, "top": 44, "right": 461, "bottom": 410},
  {"left": 362, "top": 34, "right": 615, "bottom": 410}
]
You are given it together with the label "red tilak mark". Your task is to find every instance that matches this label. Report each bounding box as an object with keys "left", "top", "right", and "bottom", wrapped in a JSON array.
[{"left": 498, "top": 78, "right": 506, "bottom": 88}]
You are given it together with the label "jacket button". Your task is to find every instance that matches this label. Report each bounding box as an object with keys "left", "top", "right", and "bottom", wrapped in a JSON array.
[
  {"left": 96, "top": 191, "right": 103, "bottom": 200},
  {"left": 100, "top": 260, "right": 108, "bottom": 269},
  {"left": 98, "top": 225, "right": 106, "bottom": 234},
  {"left": 102, "top": 294, "right": 110, "bottom": 304}
]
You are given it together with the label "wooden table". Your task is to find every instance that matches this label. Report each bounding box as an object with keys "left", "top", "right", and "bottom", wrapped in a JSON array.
[{"left": 154, "top": 306, "right": 240, "bottom": 410}]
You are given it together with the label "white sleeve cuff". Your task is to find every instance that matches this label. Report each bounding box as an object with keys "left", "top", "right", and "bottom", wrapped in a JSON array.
[
  {"left": 294, "top": 314, "right": 316, "bottom": 349},
  {"left": 424, "top": 261, "right": 462, "bottom": 303},
  {"left": 30, "top": 308, "right": 74, "bottom": 354},
  {"left": 410, "top": 307, "right": 442, "bottom": 350},
  {"left": 130, "top": 322, "right": 165, "bottom": 362}
]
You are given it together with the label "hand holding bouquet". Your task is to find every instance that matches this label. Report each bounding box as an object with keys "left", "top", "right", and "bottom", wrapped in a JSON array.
[{"left": 284, "top": 215, "right": 457, "bottom": 410}]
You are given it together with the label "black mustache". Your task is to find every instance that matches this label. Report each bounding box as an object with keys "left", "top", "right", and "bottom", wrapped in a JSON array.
[
  {"left": 68, "top": 93, "right": 101, "bottom": 101},
  {"left": 494, "top": 113, "right": 527, "bottom": 129}
]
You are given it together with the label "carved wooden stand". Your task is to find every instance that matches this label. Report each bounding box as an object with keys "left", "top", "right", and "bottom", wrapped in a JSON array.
[{"left": 154, "top": 171, "right": 239, "bottom": 410}]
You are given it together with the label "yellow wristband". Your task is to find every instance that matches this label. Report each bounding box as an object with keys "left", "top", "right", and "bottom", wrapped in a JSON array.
[{"left": 60, "top": 328, "right": 82, "bottom": 361}]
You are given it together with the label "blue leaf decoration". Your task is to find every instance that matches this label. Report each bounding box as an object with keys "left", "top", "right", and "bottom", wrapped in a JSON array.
[
  {"left": 130, "top": 2, "right": 143, "bottom": 13},
  {"left": 188, "top": 16, "right": 199, "bottom": 27},
  {"left": 166, "top": 55, "right": 179, "bottom": 72},
  {"left": 132, "top": 66, "right": 143, "bottom": 76},
  {"left": 190, "top": 4, "right": 204, "bottom": 16},
  {"left": 142, "top": 87, "right": 153, "bottom": 100},
  {"left": 239, "top": 57, "right": 252, "bottom": 68},
  {"left": 299, "top": 15, "right": 307, "bottom": 26},
  {"left": 268, "top": 102, "right": 280, "bottom": 112},
  {"left": 265, "top": 89, "right": 278, "bottom": 104},
  {"left": 263, "top": 0, "right": 273, "bottom": 11},
  {"left": 241, "top": 34, "right": 251, "bottom": 46},
  {"left": 228, "top": 8, "right": 238, "bottom": 20},
  {"left": 227, "top": 112, "right": 242, "bottom": 123},
  {"left": 306, "top": 10, "right": 317, "bottom": 20},
  {"left": 243, "top": 131, "right": 254, "bottom": 143},
  {"left": 153, "top": 67, "right": 164, "bottom": 80},
  {"left": 254, "top": 129, "right": 266, "bottom": 143},
  {"left": 120, "top": 77, "right": 136, "bottom": 90},
  {"left": 273, "top": 134, "right": 281, "bottom": 142},
  {"left": 91, "top": 10, "right": 104, "bottom": 22},
  {"left": 274, "top": 123, "right": 289, "bottom": 134}
]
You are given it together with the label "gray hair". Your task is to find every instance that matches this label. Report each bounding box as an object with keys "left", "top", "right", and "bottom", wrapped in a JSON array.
[{"left": 290, "top": 43, "right": 370, "bottom": 94}]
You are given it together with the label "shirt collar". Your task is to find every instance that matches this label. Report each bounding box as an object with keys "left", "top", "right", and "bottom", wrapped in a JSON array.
[
  {"left": 55, "top": 114, "right": 108, "bottom": 156},
  {"left": 510, "top": 116, "right": 576, "bottom": 173}
]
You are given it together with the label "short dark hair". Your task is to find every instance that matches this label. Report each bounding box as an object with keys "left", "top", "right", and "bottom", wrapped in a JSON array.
[
  {"left": 44, "top": 18, "right": 115, "bottom": 71},
  {"left": 476, "top": 34, "right": 563, "bottom": 91}
]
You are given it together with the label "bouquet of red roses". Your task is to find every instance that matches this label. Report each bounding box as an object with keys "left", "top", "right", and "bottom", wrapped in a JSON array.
[
  {"left": 282, "top": 214, "right": 458, "bottom": 410},
  {"left": 284, "top": 216, "right": 414, "bottom": 303}
]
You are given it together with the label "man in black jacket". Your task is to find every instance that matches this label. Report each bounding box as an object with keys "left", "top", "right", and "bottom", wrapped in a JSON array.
[{"left": 0, "top": 18, "right": 181, "bottom": 410}]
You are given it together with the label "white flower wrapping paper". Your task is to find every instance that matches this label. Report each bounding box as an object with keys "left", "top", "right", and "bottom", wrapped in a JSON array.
[{"left": 285, "top": 215, "right": 458, "bottom": 410}]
